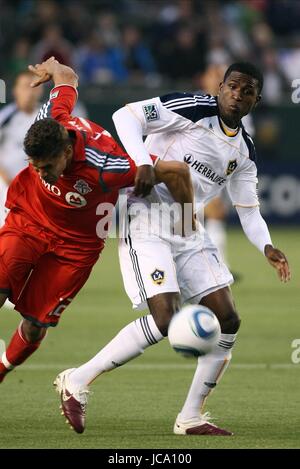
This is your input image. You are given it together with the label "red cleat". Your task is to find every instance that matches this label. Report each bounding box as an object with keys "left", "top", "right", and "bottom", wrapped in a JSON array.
[
  {"left": 174, "top": 412, "right": 233, "bottom": 436},
  {"left": 54, "top": 369, "right": 90, "bottom": 434}
]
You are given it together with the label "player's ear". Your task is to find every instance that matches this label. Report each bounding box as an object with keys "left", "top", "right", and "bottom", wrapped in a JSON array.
[{"left": 254, "top": 94, "right": 261, "bottom": 107}]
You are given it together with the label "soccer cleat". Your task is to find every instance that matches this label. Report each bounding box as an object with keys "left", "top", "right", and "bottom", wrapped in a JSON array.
[
  {"left": 173, "top": 412, "right": 233, "bottom": 436},
  {"left": 54, "top": 368, "right": 90, "bottom": 434}
]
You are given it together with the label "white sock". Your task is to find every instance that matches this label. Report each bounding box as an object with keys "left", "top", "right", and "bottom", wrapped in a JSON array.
[
  {"left": 69, "top": 315, "right": 164, "bottom": 391},
  {"left": 205, "top": 219, "right": 227, "bottom": 264},
  {"left": 179, "top": 333, "right": 236, "bottom": 421}
]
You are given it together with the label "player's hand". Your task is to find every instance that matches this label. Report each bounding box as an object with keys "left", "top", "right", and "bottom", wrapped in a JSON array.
[
  {"left": 264, "top": 244, "right": 291, "bottom": 282},
  {"left": 28, "top": 56, "right": 58, "bottom": 87},
  {"left": 134, "top": 165, "right": 155, "bottom": 197}
]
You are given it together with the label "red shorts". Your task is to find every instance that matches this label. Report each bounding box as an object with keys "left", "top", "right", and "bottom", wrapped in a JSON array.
[{"left": 0, "top": 214, "right": 101, "bottom": 327}]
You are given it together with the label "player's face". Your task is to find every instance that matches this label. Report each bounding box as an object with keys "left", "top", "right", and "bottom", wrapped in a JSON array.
[
  {"left": 13, "top": 74, "right": 43, "bottom": 112},
  {"left": 218, "top": 71, "right": 261, "bottom": 126},
  {"left": 30, "top": 146, "right": 72, "bottom": 185}
]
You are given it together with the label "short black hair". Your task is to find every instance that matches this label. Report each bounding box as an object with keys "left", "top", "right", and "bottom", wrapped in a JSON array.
[
  {"left": 24, "top": 118, "right": 71, "bottom": 160},
  {"left": 224, "top": 62, "right": 264, "bottom": 94}
]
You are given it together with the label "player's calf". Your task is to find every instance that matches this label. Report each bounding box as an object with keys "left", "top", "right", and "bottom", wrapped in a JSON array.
[{"left": 0, "top": 320, "right": 47, "bottom": 383}]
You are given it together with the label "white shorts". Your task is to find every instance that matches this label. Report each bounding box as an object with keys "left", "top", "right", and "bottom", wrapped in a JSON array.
[{"left": 119, "top": 229, "right": 234, "bottom": 310}]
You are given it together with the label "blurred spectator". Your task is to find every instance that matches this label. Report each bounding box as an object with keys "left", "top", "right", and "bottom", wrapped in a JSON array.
[
  {"left": 77, "top": 32, "right": 127, "bottom": 84},
  {"left": 8, "top": 38, "right": 31, "bottom": 77},
  {"left": 31, "top": 24, "right": 74, "bottom": 66},
  {"left": 157, "top": 25, "right": 206, "bottom": 84},
  {"left": 120, "top": 25, "right": 158, "bottom": 86}
]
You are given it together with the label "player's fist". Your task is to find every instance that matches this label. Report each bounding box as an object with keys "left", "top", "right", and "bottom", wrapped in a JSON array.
[
  {"left": 264, "top": 244, "right": 291, "bottom": 283},
  {"left": 134, "top": 165, "right": 155, "bottom": 197}
]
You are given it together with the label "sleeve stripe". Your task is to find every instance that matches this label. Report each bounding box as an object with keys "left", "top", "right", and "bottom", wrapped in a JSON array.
[
  {"left": 165, "top": 102, "right": 217, "bottom": 112},
  {"left": 35, "top": 100, "right": 52, "bottom": 121},
  {"left": 162, "top": 94, "right": 216, "bottom": 106},
  {"left": 234, "top": 203, "right": 260, "bottom": 208}
]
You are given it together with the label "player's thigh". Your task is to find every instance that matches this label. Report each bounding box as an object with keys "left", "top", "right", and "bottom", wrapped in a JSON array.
[
  {"left": 176, "top": 247, "right": 233, "bottom": 304},
  {"left": 15, "top": 253, "right": 94, "bottom": 327},
  {"left": 0, "top": 231, "right": 46, "bottom": 303},
  {"left": 119, "top": 236, "right": 180, "bottom": 310}
]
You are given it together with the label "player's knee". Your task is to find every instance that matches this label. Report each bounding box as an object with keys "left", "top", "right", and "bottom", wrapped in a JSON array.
[
  {"left": 219, "top": 309, "right": 241, "bottom": 334},
  {"left": 21, "top": 320, "right": 47, "bottom": 343}
]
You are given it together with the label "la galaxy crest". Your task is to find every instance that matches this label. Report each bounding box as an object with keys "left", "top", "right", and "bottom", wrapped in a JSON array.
[
  {"left": 151, "top": 269, "right": 165, "bottom": 286},
  {"left": 226, "top": 159, "right": 238, "bottom": 176}
]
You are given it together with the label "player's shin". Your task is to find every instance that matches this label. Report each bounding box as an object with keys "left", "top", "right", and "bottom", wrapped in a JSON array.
[
  {"left": 178, "top": 333, "right": 236, "bottom": 420},
  {"left": 68, "top": 314, "right": 164, "bottom": 391},
  {"left": 0, "top": 322, "right": 47, "bottom": 382}
]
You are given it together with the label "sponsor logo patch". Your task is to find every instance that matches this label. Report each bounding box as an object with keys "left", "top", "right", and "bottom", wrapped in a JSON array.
[
  {"left": 143, "top": 104, "right": 159, "bottom": 122},
  {"left": 65, "top": 192, "right": 87, "bottom": 207},
  {"left": 184, "top": 154, "right": 194, "bottom": 164},
  {"left": 151, "top": 268, "right": 165, "bottom": 286},
  {"left": 226, "top": 159, "right": 238, "bottom": 175},
  {"left": 74, "top": 179, "right": 92, "bottom": 195}
]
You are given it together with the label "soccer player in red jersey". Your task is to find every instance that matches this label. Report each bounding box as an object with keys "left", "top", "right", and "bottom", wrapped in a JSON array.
[{"left": 0, "top": 57, "right": 195, "bottom": 385}]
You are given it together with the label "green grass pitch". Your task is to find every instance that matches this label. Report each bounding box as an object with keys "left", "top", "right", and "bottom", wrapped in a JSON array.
[{"left": 0, "top": 227, "right": 299, "bottom": 449}]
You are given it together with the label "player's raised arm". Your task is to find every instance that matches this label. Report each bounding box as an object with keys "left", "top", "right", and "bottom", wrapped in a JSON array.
[
  {"left": 28, "top": 56, "right": 78, "bottom": 89},
  {"left": 28, "top": 58, "right": 79, "bottom": 124}
]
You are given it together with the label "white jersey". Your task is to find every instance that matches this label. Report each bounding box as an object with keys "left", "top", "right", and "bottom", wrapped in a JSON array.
[
  {"left": 0, "top": 103, "right": 39, "bottom": 180},
  {"left": 125, "top": 93, "right": 259, "bottom": 214}
]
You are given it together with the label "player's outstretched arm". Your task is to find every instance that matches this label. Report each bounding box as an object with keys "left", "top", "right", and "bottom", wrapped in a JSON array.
[
  {"left": 235, "top": 205, "right": 291, "bottom": 283},
  {"left": 154, "top": 160, "right": 196, "bottom": 235},
  {"left": 264, "top": 245, "right": 291, "bottom": 283},
  {"left": 28, "top": 56, "right": 78, "bottom": 89}
]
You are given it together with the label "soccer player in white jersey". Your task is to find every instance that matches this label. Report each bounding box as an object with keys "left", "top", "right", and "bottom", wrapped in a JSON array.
[
  {"left": 0, "top": 71, "right": 43, "bottom": 227},
  {"left": 55, "top": 63, "right": 290, "bottom": 435}
]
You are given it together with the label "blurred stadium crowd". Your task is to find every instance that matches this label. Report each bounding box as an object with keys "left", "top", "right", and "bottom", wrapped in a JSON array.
[{"left": 1, "top": 0, "right": 300, "bottom": 104}]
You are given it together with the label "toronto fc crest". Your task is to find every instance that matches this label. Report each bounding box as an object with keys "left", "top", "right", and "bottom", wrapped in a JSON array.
[{"left": 74, "top": 179, "right": 92, "bottom": 195}]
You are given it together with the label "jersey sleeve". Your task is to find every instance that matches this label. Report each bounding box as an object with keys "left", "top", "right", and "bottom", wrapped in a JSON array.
[
  {"left": 227, "top": 158, "right": 259, "bottom": 207},
  {"left": 35, "top": 85, "right": 78, "bottom": 124},
  {"left": 125, "top": 92, "right": 217, "bottom": 135}
]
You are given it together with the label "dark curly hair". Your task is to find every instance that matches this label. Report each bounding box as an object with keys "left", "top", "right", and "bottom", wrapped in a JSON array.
[
  {"left": 224, "top": 62, "right": 264, "bottom": 94},
  {"left": 24, "top": 118, "right": 72, "bottom": 161}
]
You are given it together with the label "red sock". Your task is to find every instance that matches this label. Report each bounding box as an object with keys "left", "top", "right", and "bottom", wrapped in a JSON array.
[{"left": 0, "top": 323, "right": 46, "bottom": 382}]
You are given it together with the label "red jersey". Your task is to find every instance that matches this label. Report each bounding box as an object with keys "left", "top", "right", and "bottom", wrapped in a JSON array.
[{"left": 5, "top": 85, "right": 137, "bottom": 251}]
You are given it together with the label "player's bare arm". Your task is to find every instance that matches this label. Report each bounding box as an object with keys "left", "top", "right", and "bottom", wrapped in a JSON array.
[
  {"left": 134, "top": 164, "right": 156, "bottom": 198},
  {"left": 28, "top": 56, "right": 78, "bottom": 89},
  {"left": 264, "top": 244, "right": 291, "bottom": 283},
  {"left": 154, "top": 160, "right": 196, "bottom": 234}
]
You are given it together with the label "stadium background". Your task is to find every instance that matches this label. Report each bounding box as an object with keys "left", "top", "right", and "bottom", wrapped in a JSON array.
[{"left": 0, "top": 0, "right": 300, "bottom": 450}]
